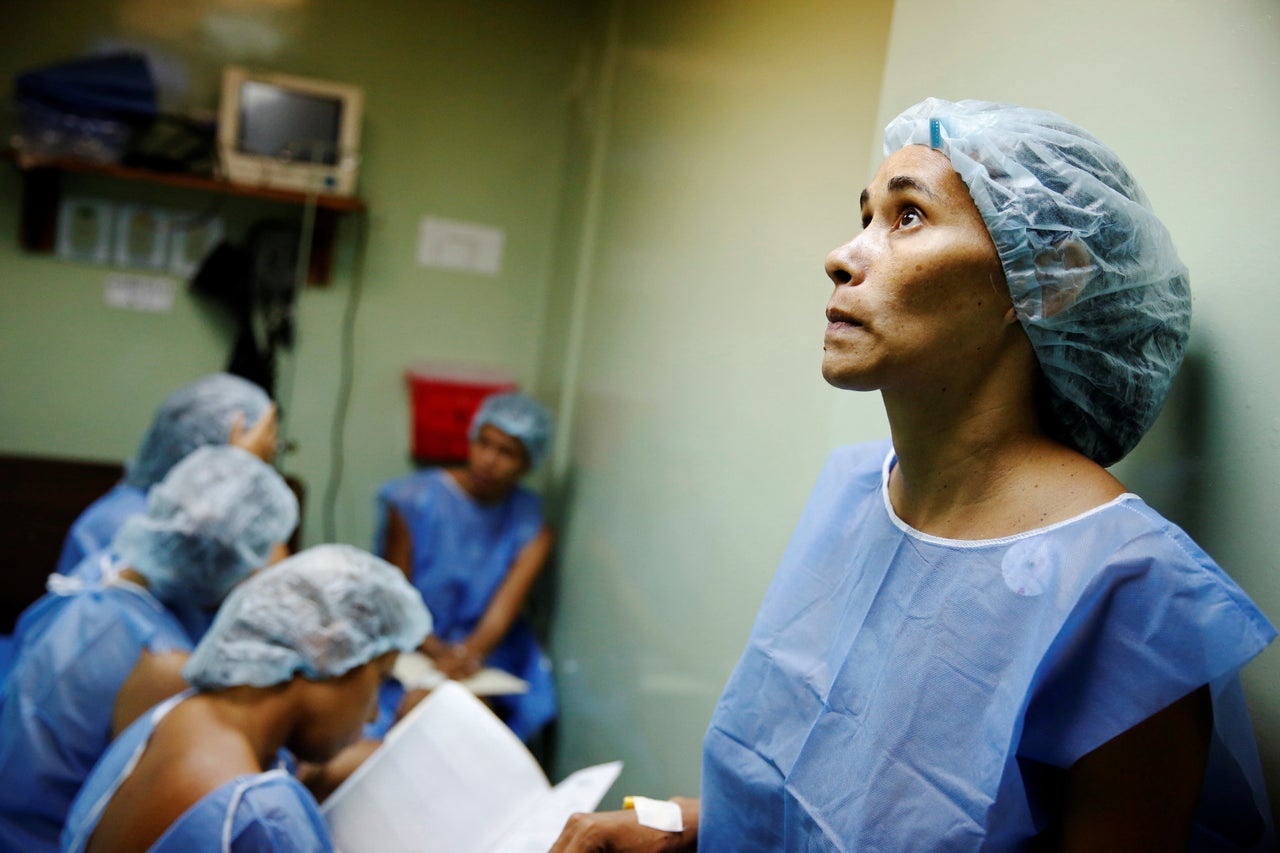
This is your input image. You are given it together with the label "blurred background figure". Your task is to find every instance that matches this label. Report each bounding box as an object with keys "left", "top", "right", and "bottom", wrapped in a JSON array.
[
  {"left": 62, "top": 544, "right": 430, "bottom": 853},
  {"left": 55, "top": 372, "right": 278, "bottom": 579},
  {"left": 0, "top": 445, "right": 297, "bottom": 853},
  {"left": 376, "top": 392, "right": 556, "bottom": 742}
]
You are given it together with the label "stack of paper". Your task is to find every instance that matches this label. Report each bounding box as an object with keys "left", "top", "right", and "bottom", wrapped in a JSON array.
[
  {"left": 323, "top": 681, "right": 622, "bottom": 853},
  {"left": 393, "top": 650, "right": 530, "bottom": 697}
]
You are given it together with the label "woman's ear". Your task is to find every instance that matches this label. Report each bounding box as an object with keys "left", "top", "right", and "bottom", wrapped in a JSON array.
[{"left": 1035, "top": 239, "right": 1092, "bottom": 318}]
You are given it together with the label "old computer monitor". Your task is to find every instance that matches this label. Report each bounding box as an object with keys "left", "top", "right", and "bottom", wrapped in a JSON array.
[{"left": 217, "top": 66, "right": 363, "bottom": 197}]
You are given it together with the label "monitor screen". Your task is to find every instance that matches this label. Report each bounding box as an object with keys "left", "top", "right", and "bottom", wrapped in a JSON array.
[{"left": 237, "top": 80, "right": 343, "bottom": 166}]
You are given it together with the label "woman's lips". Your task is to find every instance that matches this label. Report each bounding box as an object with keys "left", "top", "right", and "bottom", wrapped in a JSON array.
[{"left": 825, "top": 307, "right": 863, "bottom": 334}]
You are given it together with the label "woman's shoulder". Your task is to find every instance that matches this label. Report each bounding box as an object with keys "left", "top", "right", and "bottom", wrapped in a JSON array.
[
  {"left": 812, "top": 439, "right": 894, "bottom": 497},
  {"left": 825, "top": 439, "right": 894, "bottom": 477},
  {"left": 29, "top": 580, "right": 165, "bottom": 650},
  {"left": 377, "top": 467, "right": 451, "bottom": 505},
  {"left": 1032, "top": 495, "right": 1275, "bottom": 651},
  {"left": 1099, "top": 497, "right": 1263, "bottom": 592},
  {"left": 71, "top": 483, "right": 147, "bottom": 530},
  {"left": 151, "top": 769, "right": 329, "bottom": 851},
  {"left": 507, "top": 483, "right": 544, "bottom": 515}
]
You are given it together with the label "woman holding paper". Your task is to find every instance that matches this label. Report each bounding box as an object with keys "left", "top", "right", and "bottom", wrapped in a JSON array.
[
  {"left": 551, "top": 99, "right": 1275, "bottom": 849},
  {"left": 61, "top": 545, "right": 430, "bottom": 853},
  {"left": 376, "top": 392, "right": 557, "bottom": 741}
]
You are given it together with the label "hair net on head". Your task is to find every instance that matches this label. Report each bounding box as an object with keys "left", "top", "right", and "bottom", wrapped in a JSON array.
[
  {"left": 182, "top": 544, "right": 431, "bottom": 689},
  {"left": 468, "top": 392, "right": 553, "bottom": 468},
  {"left": 125, "top": 373, "right": 271, "bottom": 490},
  {"left": 884, "top": 98, "right": 1190, "bottom": 466},
  {"left": 113, "top": 445, "right": 298, "bottom": 610}
]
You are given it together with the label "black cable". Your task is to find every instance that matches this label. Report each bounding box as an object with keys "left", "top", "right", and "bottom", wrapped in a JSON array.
[{"left": 322, "top": 211, "right": 369, "bottom": 542}]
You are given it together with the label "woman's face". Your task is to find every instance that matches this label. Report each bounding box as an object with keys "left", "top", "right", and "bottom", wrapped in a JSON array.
[
  {"left": 465, "top": 423, "right": 529, "bottom": 500},
  {"left": 290, "top": 653, "right": 396, "bottom": 763},
  {"left": 822, "top": 145, "right": 1019, "bottom": 395}
]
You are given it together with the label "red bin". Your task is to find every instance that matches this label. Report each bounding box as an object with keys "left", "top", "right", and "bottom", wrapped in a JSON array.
[{"left": 406, "top": 367, "right": 518, "bottom": 463}]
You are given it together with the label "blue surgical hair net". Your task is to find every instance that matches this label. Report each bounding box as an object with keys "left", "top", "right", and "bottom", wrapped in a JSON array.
[
  {"left": 883, "top": 98, "right": 1191, "bottom": 466},
  {"left": 113, "top": 445, "right": 298, "bottom": 610},
  {"left": 125, "top": 373, "right": 271, "bottom": 490},
  {"left": 182, "top": 544, "right": 432, "bottom": 689},
  {"left": 468, "top": 392, "right": 553, "bottom": 469}
]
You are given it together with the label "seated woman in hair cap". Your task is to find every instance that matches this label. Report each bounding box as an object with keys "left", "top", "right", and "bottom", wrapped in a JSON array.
[
  {"left": 551, "top": 99, "right": 1275, "bottom": 851},
  {"left": 0, "top": 445, "right": 297, "bottom": 853},
  {"left": 376, "top": 391, "right": 557, "bottom": 742},
  {"left": 54, "top": 372, "right": 279, "bottom": 580},
  {"left": 62, "top": 544, "right": 431, "bottom": 853}
]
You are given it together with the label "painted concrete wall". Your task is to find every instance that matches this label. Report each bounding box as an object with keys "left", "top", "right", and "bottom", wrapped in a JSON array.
[{"left": 545, "top": 0, "right": 896, "bottom": 797}]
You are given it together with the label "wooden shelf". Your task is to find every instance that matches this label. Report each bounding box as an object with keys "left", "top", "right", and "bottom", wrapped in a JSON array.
[{"left": 8, "top": 151, "right": 366, "bottom": 284}]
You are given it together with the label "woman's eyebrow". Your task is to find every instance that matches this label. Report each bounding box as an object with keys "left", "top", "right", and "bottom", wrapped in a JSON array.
[
  {"left": 860, "top": 174, "right": 937, "bottom": 211},
  {"left": 886, "top": 174, "right": 936, "bottom": 198}
]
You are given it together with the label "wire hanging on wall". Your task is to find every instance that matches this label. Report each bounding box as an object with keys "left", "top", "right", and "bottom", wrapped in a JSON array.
[{"left": 321, "top": 204, "right": 369, "bottom": 543}]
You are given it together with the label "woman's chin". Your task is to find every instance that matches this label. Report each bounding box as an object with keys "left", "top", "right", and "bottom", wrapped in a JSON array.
[{"left": 821, "top": 360, "right": 876, "bottom": 392}]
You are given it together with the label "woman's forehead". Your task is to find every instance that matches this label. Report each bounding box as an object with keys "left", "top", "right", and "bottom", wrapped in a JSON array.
[
  {"left": 863, "top": 145, "right": 973, "bottom": 209},
  {"left": 870, "top": 146, "right": 962, "bottom": 197}
]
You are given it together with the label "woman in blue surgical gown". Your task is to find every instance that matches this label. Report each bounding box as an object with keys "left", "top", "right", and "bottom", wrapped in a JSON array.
[
  {"left": 376, "top": 392, "right": 556, "bottom": 742},
  {"left": 0, "top": 446, "right": 296, "bottom": 853},
  {"left": 53, "top": 372, "right": 278, "bottom": 580},
  {"left": 62, "top": 545, "right": 431, "bottom": 853},
  {"left": 551, "top": 99, "right": 1276, "bottom": 851},
  {"left": 1, "top": 374, "right": 277, "bottom": 687}
]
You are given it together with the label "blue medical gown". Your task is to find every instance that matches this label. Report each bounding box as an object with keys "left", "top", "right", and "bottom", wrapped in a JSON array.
[
  {"left": 701, "top": 441, "right": 1276, "bottom": 851},
  {"left": 64, "top": 694, "right": 331, "bottom": 853},
  {"left": 0, "top": 484, "right": 144, "bottom": 688},
  {"left": 375, "top": 469, "right": 556, "bottom": 741},
  {"left": 0, "top": 575, "right": 193, "bottom": 852},
  {"left": 53, "top": 482, "right": 146, "bottom": 577},
  {"left": 1, "top": 552, "right": 193, "bottom": 690}
]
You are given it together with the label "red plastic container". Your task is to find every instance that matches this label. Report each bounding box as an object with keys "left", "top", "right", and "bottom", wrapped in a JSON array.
[{"left": 406, "top": 366, "right": 517, "bottom": 463}]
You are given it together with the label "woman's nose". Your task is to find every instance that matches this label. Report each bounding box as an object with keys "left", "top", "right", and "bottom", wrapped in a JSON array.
[{"left": 825, "top": 237, "right": 866, "bottom": 288}]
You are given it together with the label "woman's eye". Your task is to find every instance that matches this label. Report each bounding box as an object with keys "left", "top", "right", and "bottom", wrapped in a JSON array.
[{"left": 898, "top": 207, "right": 922, "bottom": 228}]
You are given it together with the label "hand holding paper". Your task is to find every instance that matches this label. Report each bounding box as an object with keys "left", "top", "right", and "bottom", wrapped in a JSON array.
[
  {"left": 393, "top": 650, "right": 529, "bottom": 697},
  {"left": 322, "top": 682, "right": 621, "bottom": 853}
]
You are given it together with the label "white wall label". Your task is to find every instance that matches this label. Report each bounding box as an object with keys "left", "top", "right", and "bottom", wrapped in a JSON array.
[
  {"left": 416, "top": 216, "right": 505, "bottom": 276},
  {"left": 104, "top": 273, "right": 176, "bottom": 313}
]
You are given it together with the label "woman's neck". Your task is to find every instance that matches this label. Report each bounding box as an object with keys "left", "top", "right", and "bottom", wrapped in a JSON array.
[
  {"left": 880, "top": 363, "right": 1120, "bottom": 538},
  {"left": 886, "top": 395, "right": 1044, "bottom": 522},
  {"left": 202, "top": 685, "right": 297, "bottom": 770},
  {"left": 447, "top": 466, "right": 513, "bottom": 505},
  {"left": 114, "top": 566, "right": 153, "bottom": 590}
]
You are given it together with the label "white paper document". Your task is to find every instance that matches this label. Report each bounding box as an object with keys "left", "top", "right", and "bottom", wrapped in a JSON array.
[
  {"left": 323, "top": 682, "right": 622, "bottom": 853},
  {"left": 393, "top": 651, "right": 529, "bottom": 697}
]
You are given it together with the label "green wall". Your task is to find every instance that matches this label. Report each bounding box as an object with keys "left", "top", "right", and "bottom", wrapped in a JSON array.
[
  {"left": 0, "top": 0, "right": 588, "bottom": 549},
  {"left": 544, "top": 0, "right": 896, "bottom": 798}
]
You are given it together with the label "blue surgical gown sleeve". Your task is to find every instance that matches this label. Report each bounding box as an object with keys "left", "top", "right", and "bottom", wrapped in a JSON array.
[
  {"left": 53, "top": 483, "right": 147, "bottom": 577},
  {"left": 0, "top": 581, "right": 192, "bottom": 853},
  {"left": 150, "top": 772, "right": 333, "bottom": 852}
]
